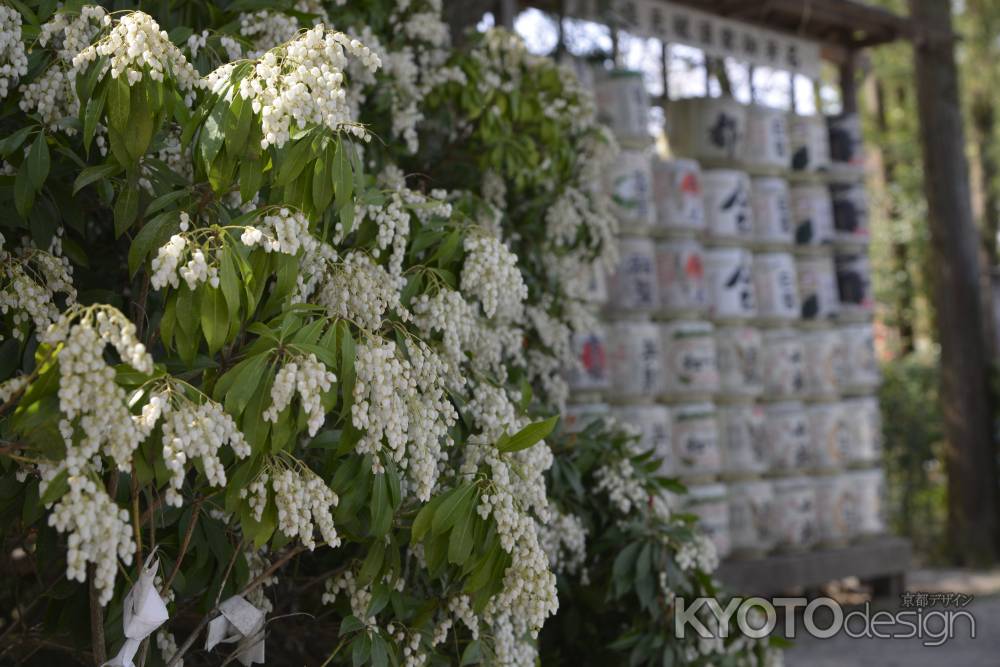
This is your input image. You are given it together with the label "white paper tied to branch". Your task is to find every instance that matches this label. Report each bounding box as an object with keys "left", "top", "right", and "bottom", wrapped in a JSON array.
[
  {"left": 205, "top": 595, "right": 266, "bottom": 666},
  {"left": 103, "top": 552, "right": 170, "bottom": 667}
]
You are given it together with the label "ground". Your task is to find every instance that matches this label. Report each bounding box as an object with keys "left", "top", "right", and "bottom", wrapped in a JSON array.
[{"left": 784, "top": 568, "right": 1000, "bottom": 666}]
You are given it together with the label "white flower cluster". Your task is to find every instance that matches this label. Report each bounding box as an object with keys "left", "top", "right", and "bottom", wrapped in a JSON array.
[
  {"left": 322, "top": 570, "right": 374, "bottom": 625},
  {"left": 593, "top": 459, "right": 650, "bottom": 515},
  {"left": 146, "top": 390, "right": 251, "bottom": 507},
  {"left": 47, "top": 474, "right": 135, "bottom": 605},
  {"left": 46, "top": 307, "right": 153, "bottom": 474},
  {"left": 238, "top": 10, "right": 301, "bottom": 58},
  {"left": 73, "top": 11, "right": 200, "bottom": 93},
  {"left": 263, "top": 353, "right": 336, "bottom": 436},
  {"left": 149, "top": 224, "right": 221, "bottom": 291},
  {"left": 156, "top": 629, "right": 181, "bottom": 666},
  {"left": 221, "top": 25, "right": 381, "bottom": 149},
  {"left": 0, "top": 6, "right": 27, "bottom": 99},
  {"left": 313, "top": 251, "right": 405, "bottom": 331},
  {"left": 22, "top": 6, "right": 108, "bottom": 131},
  {"left": 537, "top": 508, "right": 587, "bottom": 576},
  {"left": 241, "top": 207, "right": 316, "bottom": 255},
  {"left": 272, "top": 464, "right": 340, "bottom": 550},
  {"left": 675, "top": 533, "right": 719, "bottom": 573},
  {"left": 456, "top": 420, "right": 557, "bottom": 657},
  {"left": 244, "top": 547, "right": 277, "bottom": 612},
  {"left": 460, "top": 234, "right": 527, "bottom": 321},
  {"left": 1, "top": 232, "right": 77, "bottom": 340}
]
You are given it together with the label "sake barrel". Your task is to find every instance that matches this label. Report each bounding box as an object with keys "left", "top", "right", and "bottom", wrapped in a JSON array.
[
  {"left": 790, "top": 184, "right": 834, "bottom": 247},
  {"left": 607, "top": 235, "right": 659, "bottom": 313},
  {"left": 746, "top": 105, "right": 790, "bottom": 170},
  {"left": 668, "top": 96, "right": 747, "bottom": 162},
  {"left": 686, "top": 482, "right": 731, "bottom": 559},
  {"left": 830, "top": 182, "right": 870, "bottom": 245},
  {"left": 751, "top": 177, "right": 793, "bottom": 245},
  {"left": 796, "top": 251, "right": 840, "bottom": 322},
  {"left": 828, "top": 112, "right": 864, "bottom": 168},
  {"left": 801, "top": 327, "right": 847, "bottom": 399},
  {"left": 607, "top": 320, "right": 664, "bottom": 400},
  {"left": 840, "top": 323, "right": 881, "bottom": 393},
  {"left": 842, "top": 396, "right": 883, "bottom": 465},
  {"left": 807, "top": 401, "right": 850, "bottom": 471},
  {"left": 660, "top": 320, "right": 720, "bottom": 399},
  {"left": 773, "top": 476, "right": 820, "bottom": 551},
  {"left": 705, "top": 246, "right": 757, "bottom": 321},
  {"left": 850, "top": 467, "right": 886, "bottom": 539},
  {"left": 761, "top": 328, "right": 805, "bottom": 397},
  {"left": 594, "top": 69, "right": 650, "bottom": 143},
  {"left": 834, "top": 249, "right": 875, "bottom": 316},
  {"left": 562, "top": 402, "right": 610, "bottom": 434},
  {"left": 580, "top": 263, "right": 609, "bottom": 307},
  {"left": 789, "top": 113, "right": 831, "bottom": 172},
  {"left": 652, "top": 158, "right": 705, "bottom": 233},
  {"left": 764, "top": 401, "right": 811, "bottom": 472},
  {"left": 671, "top": 401, "right": 722, "bottom": 480},
  {"left": 728, "top": 479, "right": 777, "bottom": 557},
  {"left": 753, "top": 251, "right": 800, "bottom": 322},
  {"left": 715, "top": 325, "right": 764, "bottom": 397},
  {"left": 654, "top": 236, "right": 709, "bottom": 316},
  {"left": 703, "top": 170, "right": 754, "bottom": 242},
  {"left": 615, "top": 404, "right": 673, "bottom": 473},
  {"left": 606, "top": 149, "right": 655, "bottom": 232},
  {"left": 814, "top": 474, "right": 860, "bottom": 547},
  {"left": 719, "top": 402, "right": 767, "bottom": 477},
  {"left": 565, "top": 326, "right": 611, "bottom": 395}
]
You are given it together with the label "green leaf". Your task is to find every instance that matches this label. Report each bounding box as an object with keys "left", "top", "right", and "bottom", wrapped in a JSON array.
[
  {"left": 82, "top": 84, "right": 107, "bottom": 154},
  {"left": 26, "top": 133, "right": 50, "bottom": 189},
  {"left": 127, "top": 211, "right": 178, "bottom": 277},
  {"left": 39, "top": 469, "right": 69, "bottom": 505},
  {"left": 0, "top": 126, "right": 34, "bottom": 157},
  {"left": 14, "top": 167, "right": 35, "bottom": 217},
  {"left": 73, "top": 163, "right": 120, "bottom": 195},
  {"left": 114, "top": 185, "right": 140, "bottom": 237},
  {"left": 107, "top": 75, "right": 131, "bottom": 134},
  {"left": 447, "top": 504, "right": 475, "bottom": 565},
  {"left": 333, "top": 138, "right": 353, "bottom": 206},
  {"left": 199, "top": 99, "right": 226, "bottom": 168},
  {"left": 370, "top": 634, "right": 388, "bottom": 667},
  {"left": 340, "top": 615, "right": 363, "bottom": 635},
  {"left": 312, "top": 146, "right": 334, "bottom": 213},
  {"left": 370, "top": 473, "right": 392, "bottom": 536},
  {"left": 200, "top": 285, "right": 228, "bottom": 353},
  {"left": 431, "top": 483, "right": 477, "bottom": 536},
  {"left": 145, "top": 189, "right": 187, "bottom": 217},
  {"left": 496, "top": 415, "right": 558, "bottom": 453},
  {"left": 220, "top": 353, "right": 271, "bottom": 417},
  {"left": 410, "top": 492, "right": 444, "bottom": 544},
  {"left": 219, "top": 248, "right": 242, "bottom": 321},
  {"left": 126, "top": 83, "right": 154, "bottom": 160},
  {"left": 351, "top": 634, "right": 371, "bottom": 667},
  {"left": 358, "top": 538, "right": 385, "bottom": 585},
  {"left": 460, "top": 640, "right": 482, "bottom": 665}
]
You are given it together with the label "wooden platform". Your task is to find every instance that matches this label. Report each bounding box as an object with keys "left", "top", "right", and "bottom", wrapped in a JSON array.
[{"left": 716, "top": 536, "right": 912, "bottom": 598}]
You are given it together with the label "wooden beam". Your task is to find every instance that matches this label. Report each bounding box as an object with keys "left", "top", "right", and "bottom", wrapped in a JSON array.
[{"left": 909, "top": 0, "right": 1000, "bottom": 565}]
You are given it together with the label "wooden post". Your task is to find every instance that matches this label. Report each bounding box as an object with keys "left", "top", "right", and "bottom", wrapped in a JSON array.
[
  {"left": 839, "top": 51, "right": 858, "bottom": 114},
  {"left": 498, "top": 0, "right": 517, "bottom": 30},
  {"left": 909, "top": 0, "right": 999, "bottom": 565}
]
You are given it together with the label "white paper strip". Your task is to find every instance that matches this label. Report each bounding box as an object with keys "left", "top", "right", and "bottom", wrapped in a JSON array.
[
  {"left": 103, "top": 552, "right": 170, "bottom": 667},
  {"left": 564, "top": 0, "right": 823, "bottom": 78},
  {"left": 205, "top": 595, "right": 266, "bottom": 666}
]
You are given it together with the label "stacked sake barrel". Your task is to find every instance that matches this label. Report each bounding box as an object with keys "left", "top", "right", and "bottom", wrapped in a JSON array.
[
  {"left": 661, "top": 97, "right": 885, "bottom": 559},
  {"left": 565, "top": 76, "right": 886, "bottom": 563}
]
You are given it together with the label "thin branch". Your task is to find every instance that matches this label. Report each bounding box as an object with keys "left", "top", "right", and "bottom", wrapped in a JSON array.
[
  {"left": 89, "top": 567, "right": 107, "bottom": 666},
  {"left": 164, "top": 501, "right": 202, "bottom": 591}
]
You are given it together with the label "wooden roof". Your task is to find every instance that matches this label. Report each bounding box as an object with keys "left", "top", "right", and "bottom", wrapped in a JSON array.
[
  {"left": 667, "top": 0, "right": 912, "bottom": 49},
  {"left": 528, "top": 0, "right": 913, "bottom": 59}
]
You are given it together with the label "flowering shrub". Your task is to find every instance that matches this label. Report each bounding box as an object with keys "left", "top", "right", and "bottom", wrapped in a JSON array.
[{"left": 0, "top": 2, "right": 775, "bottom": 666}]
